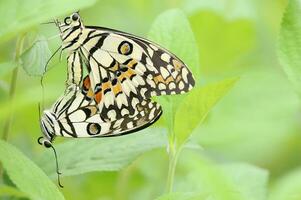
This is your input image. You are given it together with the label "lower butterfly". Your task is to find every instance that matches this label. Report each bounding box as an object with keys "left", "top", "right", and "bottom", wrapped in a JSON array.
[
  {"left": 38, "top": 85, "right": 162, "bottom": 145},
  {"left": 38, "top": 84, "right": 162, "bottom": 187}
]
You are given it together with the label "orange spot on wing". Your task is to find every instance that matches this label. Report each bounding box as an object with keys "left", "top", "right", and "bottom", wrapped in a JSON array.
[
  {"left": 172, "top": 59, "right": 183, "bottom": 71},
  {"left": 154, "top": 75, "right": 164, "bottom": 84},
  {"left": 102, "top": 82, "right": 110, "bottom": 91},
  {"left": 176, "top": 75, "right": 182, "bottom": 83},
  {"left": 118, "top": 73, "right": 127, "bottom": 82},
  {"left": 113, "top": 82, "right": 122, "bottom": 96},
  {"left": 125, "top": 68, "right": 136, "bottom": 78},
  {"left": 127, "top": 59, "right": 137, "bottom": 68},
  {"left": 83, "top": 76, "right": 91, "bottom": 90},
  {"left": 95, "top": 90, "right": 102, "bottom": 104},
  {"left": 87, "top": 88, "right": 94, "bottom": 99},
  {"left": 165, "top": 76, "right": 174, "bottom": 84}
]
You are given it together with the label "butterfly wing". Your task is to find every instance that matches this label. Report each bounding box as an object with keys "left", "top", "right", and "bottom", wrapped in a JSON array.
[
  {"left": 45, "top": 87, "right": 162, "bottom": 138},
  {"left": 68, "top": 26, "right": 194, "bottom": 120},
  {"left": 79, "top": 26, "right": 195, "bottom": 97}
]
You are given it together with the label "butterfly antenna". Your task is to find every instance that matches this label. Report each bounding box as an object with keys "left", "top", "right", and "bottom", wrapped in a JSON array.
[
  {"left": 38, "top": 102, "right": 42, "bottom": 121},
  {"left": 49, "top": 144, "right": 64, "bottom": 188},
  {"left": 41, "top": 21, "right": 56, "bottom": 25},
  {"left": 45, "top": 46, "right": 61, "bottom": 73},
  {"left": 40, "top": 76, "right": 46, "bottom": 111}
]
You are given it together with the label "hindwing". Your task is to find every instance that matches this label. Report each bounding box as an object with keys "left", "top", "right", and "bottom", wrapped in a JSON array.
[{"left": 45, "top": 86, "right": 162, "bottom": 138}]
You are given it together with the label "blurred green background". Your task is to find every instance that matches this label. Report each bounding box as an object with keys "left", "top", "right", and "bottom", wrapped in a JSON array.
[{"left": 1, "top": 0, "right": 301, "bottom": 200}]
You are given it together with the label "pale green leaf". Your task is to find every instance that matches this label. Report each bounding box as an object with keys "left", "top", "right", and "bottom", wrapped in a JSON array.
[
  {"left": 0, "top": 0, "right": 97, "bottom": 43},
  {"left": 20, "top": 35, "right": 51, "bottom": 76},
  {"left": 269, "top": 168, "right": 301, "bottom": 200},
  {"left": 278, "top": 0, "right": 301, "bottom": 95},
  {"left": 176, "top": 151, "right": 268, "bottom": 200},
  {"left": 155, "top": 192, "right": 206, "bottom": 200},
  {"left": 188, "top": 9, "right": 255, "bottom": 74},
  {"left": 0, "top": 140, "right": 65, "bottom": 200},
  {"left": 175, "top": 78, "right": 239, "bottom": 146},
  {"left": 176, "top": 151, "right": 245, "bottom": 200},
  {"left": 36, "top": 129, "right": 166, "bottom": 177},
  {"left": 148, "top": 9, "right": 200, "bottom": 82},
  {"left": 221, "top": 163, "right": 269, "bottom": 200},
  {"left": 183, "top": 0, "right": 256, "bottom": 20},
  {"left": 192, "top": 67, "right": 300, "bottom": 170}
]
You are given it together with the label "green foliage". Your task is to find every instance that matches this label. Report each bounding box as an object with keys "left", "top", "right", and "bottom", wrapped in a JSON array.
[
  {"left": 220, "top": 163, "right": 268, "bottom": 200},
  {"left": 37, "top": 129, "right": 166, "bottom": 177},
  {"left": 188, "top": 7, "right": 255, "bottom": 74},
  {"left": 278, "top": 0, "right": 301, "bottom": 95},
  {"left": 0, "top": 0, "right": 97, "bottom": 44},
  {"left": 21, "top": 35, "right": 51, "bottom": 76},
  {"left": 175, "top": 151, "right": 268, "bottom": 200},
  {"left": 155, "top": 192, "right": 205, "bottom": 200},
  {"left": 148, "top": 9, "right": 200, "bottom": 81},
  {"left": 269, "top": 168, "right": 301, "bottom": 200},
  {"left": 0, "top": 140, "right": 64, "bottom": 200},
  {"left": 175, "top": 78, "right": 238, "bottom": 147}
]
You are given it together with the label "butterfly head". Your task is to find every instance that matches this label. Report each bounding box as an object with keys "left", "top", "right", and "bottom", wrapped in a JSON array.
[
  {"left": 38, "top": 111, "right": 56, "bottom": 148},
  {"left": 56, "top": 12, "right": 84, "bottom": 49}
]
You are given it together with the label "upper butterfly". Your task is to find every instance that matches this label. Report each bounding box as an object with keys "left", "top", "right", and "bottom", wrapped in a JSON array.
[
  {"left": 57, "top": 12, "right": 195, "bottom": 121},
  {"left": 38, "top": 12, "right": 195, "bottom": 147}
]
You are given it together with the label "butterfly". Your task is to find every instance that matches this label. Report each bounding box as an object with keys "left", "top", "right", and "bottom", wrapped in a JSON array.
[
  {"left": 38, "top": 12, "right": 195, "bottom": 148},
  {"left": 37, "top": 12, "right": 195, "bottom": 188}
]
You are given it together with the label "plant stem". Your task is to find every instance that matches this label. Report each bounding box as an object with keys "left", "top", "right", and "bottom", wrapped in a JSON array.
[
  {"left": 166, "top": 142, "right": 180, "bottom": 193},
  {"left": 2, "top": 67, "right": 19, "bottom": 141},
  {"left": 165, "top": 99, "right": 181, "bottom": 193},
  {"left": 1, "top": 35, "right": 24, "bottom": 140},
  {"left": 0, "top": 35, "right": 25, "bottom": 180}
]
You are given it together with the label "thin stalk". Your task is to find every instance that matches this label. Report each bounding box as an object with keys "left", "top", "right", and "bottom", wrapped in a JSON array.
[
  {"left": 166, "top": 142, "right": 180, "bottom": 193},
  {"left": 0, "top": 35, "right": 25, "bottom": 179},
  {"left": 2, "top": 67, "right": 19, "bottom": 141},
  {"left": 165, "top": 99, "right": 180, "bottom": 193},
  {"left": 1, "top": 36, "right": 24, "bottom": 140}
]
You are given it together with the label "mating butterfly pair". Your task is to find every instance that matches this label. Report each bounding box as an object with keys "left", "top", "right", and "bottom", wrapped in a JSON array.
[{"left": 38, "top": 12, "right": 195, "bottom": 149}]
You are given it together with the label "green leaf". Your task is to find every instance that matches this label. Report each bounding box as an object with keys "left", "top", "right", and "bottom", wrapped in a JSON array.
[
  {"left": 177, "top": 151, "right": 268, "bottom": 200},
  {"left": 0, "top": 62, "right": 16, "bottom": 77},
  {"left": 177, "top": 151, "right": 246, "bottom": 200},
  {"left": 0, "top": 185, "right": 27, "bottom": 198},
  {"left": 278, "top": 0, "right": 301, "bottom": 95},
  {"left": 183, "top": 0, "right": 256, "bottom": 20},
  {"left": 148, "top": 9, "right": 200, "bottom": 82},
  {"left": 269, "top": 168, "right": 301, "bottom": 200},
  {"left": 188, "top": 9, "right": 255, "bottom": 75},
  {"left": 192, "top": 67, "right": 300, "bottom": 173},
  {"left": 175, "top": 78, "right": 239, "bottom": 146},
  {"left": 220, "top": 163, "right": 268, "bottom": 200},
  {"left": 0, "top": 140, "right": 64, "bottom": 200},
  {"left": 0, "top": 0, "right": 97, "bottom": 44},
  {"left": 155, "top": 192, "right": 206, "bottom": 200},
  {"left": 36, "top": 129, "right": 166, "bottom": 177},
  {"left": 20, "top": 35, "right": 51, "bottom": 76}
]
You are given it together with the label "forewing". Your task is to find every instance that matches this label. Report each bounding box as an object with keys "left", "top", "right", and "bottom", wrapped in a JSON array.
[{"left": 80, "top": 27, "right": 195, "bottom": 97}]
